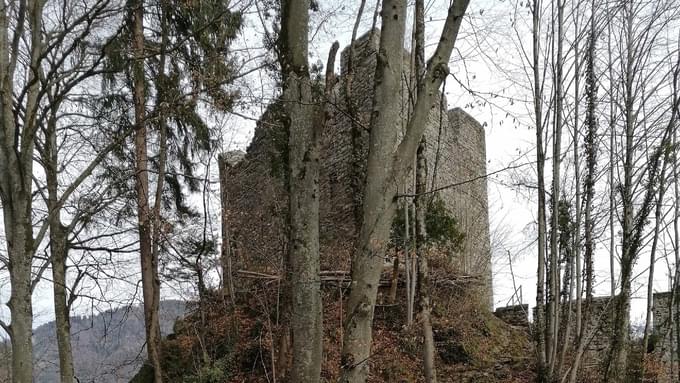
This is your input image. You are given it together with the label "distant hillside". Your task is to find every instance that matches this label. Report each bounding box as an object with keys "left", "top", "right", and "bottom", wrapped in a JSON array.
[{"left": 32, "top": 300, "right": 186, "bottom": 383}]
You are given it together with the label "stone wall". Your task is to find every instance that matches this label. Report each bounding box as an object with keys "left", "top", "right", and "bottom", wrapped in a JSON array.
[
  {"left": 430, "top": 108, "right": 492, "bottom": 303},
  {"left": 500, "top": 296, "right": 615, "bottom": 376},
  {"left": 653, "top": 291, "right": 678, "bottom": 382},
  {"left": 492, "top": 293, "right": 680, "bottom": 381},
  {"left": 223, "top": 104, "right": 289, "bottom": 270},
  {"left": 494, "top": 304, "right": 529, "bottom": 328},
  {"left": 577, "top": 296, "right": 615, "bottom": 372},
  {"left": 225, "top": 30, "right": 493, "bottom": 305}
]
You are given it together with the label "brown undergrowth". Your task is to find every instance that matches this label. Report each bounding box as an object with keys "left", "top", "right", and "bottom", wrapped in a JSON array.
[{"left": 150, "top": 271, "right": 534, "bottom": 383}]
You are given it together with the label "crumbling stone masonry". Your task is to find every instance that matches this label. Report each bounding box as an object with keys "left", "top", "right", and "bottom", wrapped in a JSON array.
[
  {"left": 499, "top": 296, "right": 615, "bottom": 376},
  {"left": 494, "top": 304, "right": 529, "bottom": 328},
  {"left": 653, "top": 291, "right": 679, "bottom": 382},
  {"left": 494, "top": 294, "right": 680, "bottom": 381},
  {"left": 224, "top": 30, "right": 493, "bottom": 306}
]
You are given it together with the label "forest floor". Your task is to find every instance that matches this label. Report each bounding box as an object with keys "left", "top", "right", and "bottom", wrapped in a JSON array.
[{"left": 138, "top": 269, "right": 536, "bottom": 383}]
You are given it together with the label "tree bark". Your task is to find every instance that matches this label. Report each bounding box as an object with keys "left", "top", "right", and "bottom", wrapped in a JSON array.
[
  {"left": 531, "top": 0, "right": 548, "bottom": 380},
  {"left": 416, "top": 138, "right": 437, "bottom": 383},
  {"left": 569, "top": 9, "right": 597, "bottom": 379},
  {"left": 607, "top": 6, "right": 617, "bottom": 300},
  {"left": 0, "top": 1, "right": 45, "bottom": 381},
  {"left": 339, "top": 2, "right": 407, "bottom": 379},
  {"left": 673, "top": 127, "right": 680, "bottom": 382},
  {"left": 6, "top": 222, "right": 34, "bottom": 383},
  {"left": 571, "top": 8, "right": 583, "bottom": 344},
  {"left": 389, "top": 254, "right": 399, "bottom": 303},
  {"left": 641, "top": 157, "right": 669, "bottom": 358},
  {"left": 412, "top": 1, "right": 437, "bottom": 380},
  {"left": 49, "top": 222, "right": 75, "bottom": 383},
  {"left": 218, "top": 156, "right": 236, "bottom": 306},
  {"left": 547, "top": 1, "right": 565, "bottom": 377},
  {"left": 131, "top": 1, "right": 163, "bottom": 381},
  {"left": 404, "top": 195, "right": 413, "bottom": 325},
  {"left": 281, "top": 2, "right": 338, "bottom": 380},
  {"left": 45, "top": 104, "right": 76, "bottom": 383},
  {"left": 339, "top": 1, "right": 469, "bottom": 382}
]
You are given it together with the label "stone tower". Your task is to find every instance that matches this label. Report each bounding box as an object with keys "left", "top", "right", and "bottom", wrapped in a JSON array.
[{"left": 224, "top": 30, "right": 493, "bottom": 306}]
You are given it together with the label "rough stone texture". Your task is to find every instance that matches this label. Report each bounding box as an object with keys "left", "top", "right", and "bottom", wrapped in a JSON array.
[
  {"left": 576, "top": 296, "right": 615, "bottom": 373},
  {"left": 223, "top": 104, "right": 289, "bottom": 271},
  {"left": 653, "top": 291, "right": 678, "bottom": 382},
  {"left": 494, "top": 304, "right": 529, "bottom": 328},
  {"left": 517, "top": 296, "right": 616, "bottom": 376},
  {"left": 431, "top": 108, "right": 492, "bottom": 304},
  {"left": 493, "top": 294, "right": 679, "bottom": 381},
  {"left": 224, "top": 30, "right": 492, "bottom": 306}
]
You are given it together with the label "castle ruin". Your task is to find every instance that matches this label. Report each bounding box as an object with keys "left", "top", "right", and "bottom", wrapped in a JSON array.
[
  {"left": 653, "top": 291, "right": 679, "bottom": 382},
  {"left": 223, "top": 30, "right": 493, "bottom": 306},
  {"left": 494, "top": 292, "right": 680, "bottom": 381}
]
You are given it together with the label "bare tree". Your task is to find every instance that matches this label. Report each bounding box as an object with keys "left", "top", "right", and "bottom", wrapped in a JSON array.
[
  {"left": 566, "top": 3, "right": 599, "bottom": 380},
  {"left": 339, "top": 1, "right": 470, "bottom": 381},
  {"left": 0, "top": 1, "right": 46, "bottom": 380},
  {"left": 129, "top": 0, "right": 164, "bottom": 378},
  {"left": 279, "top": 0, "right": 339, "bottom": 380},
  {"left": 218, "top": 155, "right": 237, "bottom": 306},
  {"left": 411, "top": 0, "right": 437, "bottom": 381},
  {"left": 604, "top": 2, "right": 680, "bottom": 380},
  {"left": 0, "top": 1, "right": 122, "bottom": 381},
  {"left": 530, "top": 0, "right": 550, "bottom": 379}
]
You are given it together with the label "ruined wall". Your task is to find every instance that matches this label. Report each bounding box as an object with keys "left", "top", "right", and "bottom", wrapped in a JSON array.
[
  {"left": 494, "top": 304, "right": 529, "bottom": 328},
  {"left": 577, "top": 296, "right": 616, "bottom": 373},
  {"left": 438, "top": 108, "right": 491, "bottom": 281},
  {"left": 653, "top": 291, "right": 678, "bottom": 382},
  {"left": 328, "top": 30, "right": 492, "bottom": 287},
  {"left": 223, "top": 104, "right": 289, "bottom": 271},
  {"left": 500, "top": 296, "right": 615, "bottom": 377},
  {"left": 226, "top": 30, "right": 492, "bottom": 304}
]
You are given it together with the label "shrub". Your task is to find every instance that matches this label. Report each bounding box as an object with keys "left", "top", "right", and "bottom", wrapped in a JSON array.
[{"left": 390, "top": 196, "right": 465, "bottom": 251}]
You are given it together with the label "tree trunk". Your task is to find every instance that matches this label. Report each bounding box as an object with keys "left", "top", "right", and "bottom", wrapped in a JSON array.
[
  {"left": 607, "top": 10, "right": 617, "bottom": 300},
  {"left": 532, "top": 0, "right": 548, "bottom": 380},
  {"left": 547, "top": 1, "right": 565, "bottom": 377},
  {"left": 131, "top": 1, "right": 163, "bottom": 381},
  {"left": 0, "top": 1, "right": 45, "bottom": 381},
  {"left": 674, "top": 127, "right": 680, "bottom": 381},
  {"left": 339, "top": 3, "right": 407, "bottom": 381},
  {"left": 340, "top": 1, "right": 469, "bottom": 381},
  {"left": 412, "top": 2, "right": 436, "bottom": 379},
  {"left": 419, "top": 256, "right": 437, "bottom": 383},
  {"left": 45, "top": 105, "right": 75, "bottom": 383},
  {"left": 218, "top": 156, "right": 236, "bottom": 306},
  {"left": 281, "top": 2, "right": 338, "bottom": 380},
  {"left": 642, "top": 158, "right": 669, "bottom": 355},
  {"left": 606, "top": 3, "right": 648, "bottom": 379},
  {"left": 605, "top": 21, "right": 679, "bottom": 379},
  {"left": 7, "top": 222, "right": 34, "bottom": 383},
  {"left": 571, "top": 10, "right": 583, "bottom": 343},
  {"left": 570, "top": 9, "right": 598, "bottom": 378},
  {"left": 50, "top": 223, "right": 75, "bottom": 383},
  {"left": 339, "top": 1, "right": 407, "bottom": 378},
  {"left": 404, "top": 196, "right": 413, "bottom": 325},
  {"left": 416, "top": 138, "right": 437, "bottom": 383},
  {"left": 389, "top": 254, "right": 399, "bottom": 303}
]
